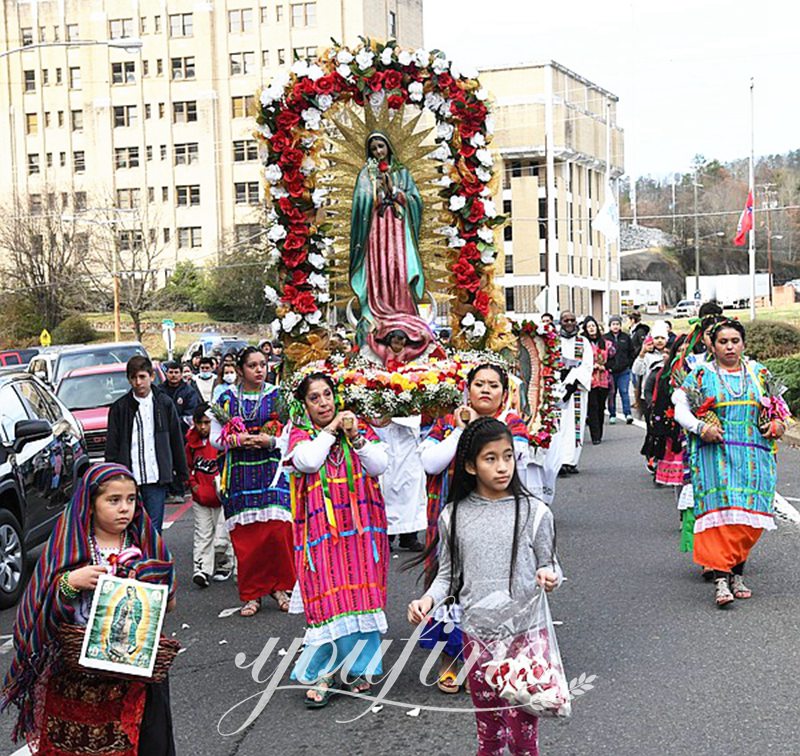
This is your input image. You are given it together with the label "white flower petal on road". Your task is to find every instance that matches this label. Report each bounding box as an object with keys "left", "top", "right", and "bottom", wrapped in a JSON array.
[
  {"left": 181, "top": 623, "right": 190, "bottom": 629},
  {"left": 218, "top": 606, "right": 242, "bottom": 618},
  {"left": 406, "top": 707, "right": 421, "bottom": 717},
  {"left": 218, "top": 639, "right": 228, "bottom": 645},
  {"left": 277, "top": 648, "right": 288, "bottom": 657},
  {"left": 177, "top": 648, "right": 187, "bottom": 655},
  {"left": 371, "top": 704, "right": 384, "bottom": 713}
]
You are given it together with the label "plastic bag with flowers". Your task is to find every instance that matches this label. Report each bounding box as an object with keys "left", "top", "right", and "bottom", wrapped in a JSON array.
[
  {"left": 757, "top": 370, "right": 792, "bottom": 438},
  {"left": 461, "top": 588, "right": 571, "bottom": 718}
]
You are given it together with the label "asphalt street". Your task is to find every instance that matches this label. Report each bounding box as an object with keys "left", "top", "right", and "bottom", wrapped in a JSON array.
[{"left": 2, "top": 422, "right": 800, "bottom": 755}]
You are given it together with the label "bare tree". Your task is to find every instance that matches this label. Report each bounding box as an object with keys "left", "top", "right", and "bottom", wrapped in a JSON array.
[{"left": 0, "top": 190, "right": 84, "bottom": 328}]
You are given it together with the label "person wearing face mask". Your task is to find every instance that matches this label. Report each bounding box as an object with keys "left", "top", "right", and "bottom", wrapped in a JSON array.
[
  {"left": 212, "top": 360, "right": 238, "bottom": 401},
  {"left": 194, "top": 355, "right": 216, "bottom": 402},
  {"left": 555, "top": 312, "right": 593, "bottom": 476}
]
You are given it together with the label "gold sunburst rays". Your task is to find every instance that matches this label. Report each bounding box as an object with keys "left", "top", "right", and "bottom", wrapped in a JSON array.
[{"left": 318, "top": 101, "right": 453, "bottom": 307}]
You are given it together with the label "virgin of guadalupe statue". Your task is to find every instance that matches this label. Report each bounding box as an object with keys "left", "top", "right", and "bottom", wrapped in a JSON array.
[{"left": 349, "top": 132, "right": 435, "bottom": 364}]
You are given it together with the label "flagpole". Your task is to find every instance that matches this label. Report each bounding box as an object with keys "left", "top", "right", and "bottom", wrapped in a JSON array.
[{"left": 749, "top": 77, "right": 756, "bottom": 321}]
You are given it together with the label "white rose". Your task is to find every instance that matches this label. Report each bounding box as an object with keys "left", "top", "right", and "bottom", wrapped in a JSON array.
[
  {"left": 355, "top": 49, "right": 375, "bottom": 70},
  {"left": 298, "top": 321, "right": 310, "bottom": 334},
  {"left": 461, "top": 312, "right": 476, "bottom": 328},
  {"left": 292, "top": 60, "right": 310, "bottom": 78},
  {"left": 311, "top": 188, "right": 328, "bottom": 208},
  {"left": 307, "top": 64, "right": 324, "bottom": 81},
  {"left": 305, "top": 310, "right": 323, "bottom": 325},
  {"left": 267, "top": 223, "right": 287, "bottom": 242},
  {"left": 317, "top": 93, "right": 333, "bottom": 112},
  {"left": 301, "top": 107, "right": 322, "bottom": 130},
  {"left": 264, "top": 164, "right": 283, "bottom": 184},
  {"left": 398, "top": 50, "right": 413, "bottom": 67},
  {"left": 282, "top": 312, "right": 303, "bottom": 332},
  {"left": 470, "top": 133, "right": 486, "bottom": 147},
  {"left": 336, "top": 63, "right": 353, "bottom": 80},
  {"left": 267, "top": 248, "right": 281, "bottom": 264},
  {"left": 317, "top": 292, "right": 331, "bottom": 303},
  {"left": 414, "top": 48, "right": 429, "bottom": 67},
  {"left": 380, "top": 47, "right": 394, "bottom": 66},
  {"left": 424, "top": 92, "right": 444, "bottom": 112},
  {"left": 270, "top": 319, "right": 281, "bottom": 337},
  {"left": 336, "top": 49, "right": 354, "bottom": 65},
  {"left": 308, "top": 272, "right": 328, "bottom": 290},
  {"left": 436, "top": 122, "right": 454, "bottom": 141},
  {"left": 449, "top": 195, "right": 466, "bottom": 212},
  {"left": 484, "top": 200, "right": 498, "bottom": 218},
  {"left": 408, "top": 81, "right": 424, "bottom": 102},
  {"left": 477, "top": 226, "right": 495, "bottom": 243},
  {"left": 471, "top": 321, "right": 487, "bottom": 338},
  {"left": 263, "top": 285, "right": 279, "bottom": 305},
  {"left": 475, "top": 88, "right": 488, "bottom": 101},
  {"left": 476, "top": 167, "right": 492, "bottom": 182},
  {"left": 431, "top": 143, "right": 451, "bottom": 162},
  {"left": 448, "top": 236, "right": 466, "bottom": 248},
  {"left": 308, "top": 252, "right": 326, "bottom": 269},
  {"left": 270, "top": 185, "right": 289, "bottom": 199},
  {"left": 432, "top": 55, "right": 449, "bottom": 75},
  {"left": 260, "top": 89, "right": 277, "bottom": 107},
  {"left": 439, "top": 225, "right": 458, "bottom": 238},
  {"left": 485, "top": 116, "right": 495, "bottom": 135},
  {"left": 476, "top": 148, "right": 493, "bottom": 167},
  {"left": 437, "top": 175, "right": 454, "bottom": 187},
  {"left": 368, "top": 90, "right": 385, "bottom": 109},
  {"left": 480, "top": 247, "right": 496, "bottom": 265},
  {"left": 257, "top": 123, "right": 272, "bottom": 139}
]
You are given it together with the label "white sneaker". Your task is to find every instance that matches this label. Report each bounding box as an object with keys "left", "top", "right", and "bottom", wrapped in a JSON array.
[{"left": 609, "top": 416, "right": 617, "bottom": 425}]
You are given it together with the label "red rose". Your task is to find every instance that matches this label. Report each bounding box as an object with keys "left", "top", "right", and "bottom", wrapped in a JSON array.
[
  {"left": 285, "top": 175, "right": 307, "bottom": 198},
  {"left": 283, "top": 232, "right": 306, "bottom": 251},
  {"left": 460, "top": 172, "right": 483, "bottom": 196},
  {"left": 378, "top": 161, "right": 390, "bottom": 173},
  {"left": 289, "top": 223, "right": 309, "bottom": 238},
  {"left": 294, "top": 291, "right": 317, "bottom": 314},
  {"left": 437, "top": 72, "right": 455, "bottom": 89},
  {"left": 291, "top": 268, "right": 309, "bottom": 287},
  {"left": 467, "top": 199, "right": 485, "bottom": 224},
  {"left": 459, "top": 144, "right": 476, "bottom": 159},
  {"left": 283, "top": 247, "right": 308, "bottom": 269},
  {"left": 315, "top": 75, "right": 336, "bottom": 95},
  {"left": 474, "top": 291, "right": 491, "bottom": 316},
  {"left": 461, "top": 242, "right": 480, "bottom": 261},
  {"left": 269, "top": 132, "right": 291, "bottom": 154},
  {"left": 276, "top": 110, "right": 301, "bottom": 131},
  {"left": 295, "top": 78, "right": 316, "bottom": 97},
  {"left": 387, "top": 93, "right": 405, "bottom": 110},
  {"left": 281, "top": 284, "right": 298, "bottom": 303},
  {"left": 279, "top": 147, "right": 304, "bottom": 168},
  {"left": 367, "top": 71, "right": 384, "bottom": 92},
  {"left": 383, "top": 70, "right": 403, "bottom": 90}
]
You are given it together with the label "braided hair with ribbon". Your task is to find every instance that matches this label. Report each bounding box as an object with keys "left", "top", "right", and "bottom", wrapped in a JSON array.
[{"left": 1, "top": 463, "right": 174, "bottom": 742}]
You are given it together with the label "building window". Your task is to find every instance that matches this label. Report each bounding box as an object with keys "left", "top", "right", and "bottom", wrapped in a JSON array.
[
  {"left": 156, "top": 59, "right": 164, "bottom": 76},
  {"left": 505, "top": 255, "right": 514, "bottom": 274},
  {"left": 277, "top": 48, "right": 286, "bottom": 65},
  {"left": 118, "top": 230, "right": 143, "bottom": 252},
  {"left": 171, "top": 57, "right": 195, "bottom": 79},
  {"left": 24, "top": 70, "right": 35, "bottom": 92},
  {"left": 176, "top": 185, "right": 201, "bottom": 206},
  {"left": 174, "top": 142, "right": 199, "bottom": 165},
  {"left": 59, "top": 151, "right": 65, "bottom": 166},
  {"left": 154, "top": 15, "right": 162, "bottom": 33},
  {"left": 163, "top": 228, "right": 171, "bottom": 243},
  {"left": 27, "top": 154, "right": 40, "bottom": 174},
  {"left": 116, "top": 188, "right": 141, "bottom": 209},
  {"left": 145, "top": 104, "right": 151, "bottom": 119},
  {"left": 173, "top": 101, "right": 198, "bottom": 123},
  {"left": 29, "top": 194, "right": 42, "bottom": 214},
  {"left": 261, "top": 50, "right": 270, "bottom": 68},
  {"left": 234, "top": 181, "right": 260, "bottom": 205},
  {"left": 140, "top": 17, "right": 148, "bottom": 35},
  {"left": 169, "top": 13, "right": 193, "bottom": 37},
  {"left": 45, "top": 153, "right": 53, "bottom": 168},
  {"left": 230, "top": 52, "right": 255, "bottom": 75},
  {"left": 41, "top": 68, "right": 49, "bottom": 86},
  {"left": 111, "top": 61, "right": 136, "bottom": 84},
  {"left": 505, "top": 288, "right": 516, "bottom": 311},
  {"left": 291, "top": 3, "right": 316, "bottom": 27},
  {"left": 160, "top": 144, "right": 167, "bottom": 160},
  {"left": 293, "top": 46, "right": 316, "bottom": 61},
  {"left": 73, "top": 151, "right": 85, "bottom": 172},
  {"left": 503, "top": 224, "right": 513, "bottom": 241},
  {"left": 233, "top": 140, "right": 259, "bottom": 162},
  {"left": 158, "top": 102, "right": 165, "bottom": 118},
  {"left": 231, "top": 96, "right": 254, "bottom": 118},
  {"left": 108, "top": 18, "right": 134, "bottom": 39},
  {"left": 388, "top": 10, "right": 397, "bottom": 38},
  {"left": 162, "top": 187, "right": 169, "bottom": 202},
  {"left": 276, "top": 5, "right": 284, "bottom": 22},
  {"left": 114, "top": 146, "right": 140, "bottom": 168},
  {"left": 71, "top": 110, "right": 83, "bottom": 131},
  {"left": 228, "top": 8, "right": 254, "bottom": 33},
  {"left": 53, "top": 26, "right": 60, "bottom": 41},
  {"left": 69, "top": 67, "right": 81, "bottom": 89},
  {"left": 21, "top": 28, "right": 33, "bottom": 46},
  {"left": 66, "top": 24, "right": 78, "bottom": 41},
  {"left": 146, "top": 145, "right": 153, "bottom": 160},
  {"left": 538, "top": 198, "right": 547, "bottom": 240},
  {"left": 25, "top": 113, "right": 38, "bottom": 135},
  {"left": 113, "top": 105, "right": 137, "bottom": 127},
  {"left": 178, "top": 227, "right": 202, "bottom": 248},
  {"left": 57, "top": 111, "right": 64, "bottom": 126},
  {"left": 44, "top": 112, "right": 51, "bottom": 127},
  {"left": 503, "top": 199, "right": 512, "bottom": 214},
  {"left": 55, "top": 67, "right": 62, "bottom": 85}
]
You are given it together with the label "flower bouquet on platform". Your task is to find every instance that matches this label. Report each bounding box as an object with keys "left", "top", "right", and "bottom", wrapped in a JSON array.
[
  {"left": 758, "top": 372, "right": 791, "bottom": 438},
  {"left": 462, "top": 588, "right": 571, "bottom": 718}
]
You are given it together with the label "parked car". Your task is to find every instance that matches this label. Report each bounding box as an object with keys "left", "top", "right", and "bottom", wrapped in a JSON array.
[
  {"left": 27, "top": 348, "right": 64, "bottom": 387},
  {"left": 181, "top": 334, "right": 248, "bottom": 363},
  {"left": 30, "top": 341, "right": 148, "bottom": 388},
  {"left": 55, "top": 363, "right": 164, "bottom": 460},
  {"left": 0, "top": 348, "right": 40, "bottom": 368},
  {"left": 674, "top": 300, "right": 698, "bottom": 318},
  {"left": 0, "top": 372, "right": 90, "bottom": 608}
]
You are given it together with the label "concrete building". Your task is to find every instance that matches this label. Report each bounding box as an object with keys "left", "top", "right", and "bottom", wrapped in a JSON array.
[
  {"left": 480, "top": 61, "right": 625, "bottom": 321},
  {"left": 0, "top": 0, "right": 423, "bottom": 273}
]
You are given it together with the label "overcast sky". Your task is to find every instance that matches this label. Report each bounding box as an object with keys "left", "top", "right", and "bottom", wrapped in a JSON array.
[{"left": 423, "top": 0, "right": 799, "bottom": 179}]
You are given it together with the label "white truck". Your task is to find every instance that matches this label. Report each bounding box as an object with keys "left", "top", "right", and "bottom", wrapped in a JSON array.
[{"left": 684, "top": 274, "right": 770, "bottom": 309}]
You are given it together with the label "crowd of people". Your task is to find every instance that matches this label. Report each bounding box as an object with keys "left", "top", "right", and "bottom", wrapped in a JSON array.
[{"left": 1, "top": 305, "right": 789, "bottom": 755}]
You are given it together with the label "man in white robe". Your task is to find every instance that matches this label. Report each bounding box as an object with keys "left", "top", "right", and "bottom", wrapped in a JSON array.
[{"left": 556, "top": 312, "right": 593, "bottom": 475}]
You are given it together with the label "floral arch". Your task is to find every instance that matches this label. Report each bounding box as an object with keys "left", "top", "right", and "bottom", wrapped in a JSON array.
[{"left": 255, "top": 38, "right": 514, "bottom": 363}]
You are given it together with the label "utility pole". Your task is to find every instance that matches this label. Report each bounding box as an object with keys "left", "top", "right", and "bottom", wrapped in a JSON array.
[
  {"left": 748, "top": 78, "right": 756, "bottom": 321},
  {"left": 693, "top": 172, "right": 702, "bottom": 300},
  {"left": 759, "top": 183, "right": 777, "bottom": 307}
]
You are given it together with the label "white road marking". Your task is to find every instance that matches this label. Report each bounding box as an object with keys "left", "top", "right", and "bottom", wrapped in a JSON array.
[
  {"left": 0, "top": 637, "right": 14, "bottom": 655},
  {"left": 10, "top": 745, "right": 31, "bottom": 756},
  {"left": 774, "top": 493, "right": 800, "bottom": 524},
  {"left": 162, "top": 521, "right": 174, "bottom": 530}
]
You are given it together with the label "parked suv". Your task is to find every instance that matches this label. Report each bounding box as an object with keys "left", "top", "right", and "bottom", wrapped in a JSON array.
[
  {"left": 181, "top": 334, "right": 248, "bottom": 363},
  {"left": 0, "top": 373, "right": 90, "bottom": 608},
  {"left": 30, "top": 341, "right": 148, "bottom": 387}
]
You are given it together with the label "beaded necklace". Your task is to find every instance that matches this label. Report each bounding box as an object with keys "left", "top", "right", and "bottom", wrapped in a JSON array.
[
  {"left": 89, "top": 529, "right": 128, "bottom": 566},
  {"left": 236, "top": 384, "right": 266, "bottom": 423},
  {"left": 714, "top": 359, "right": 749, "bottom": 399}
]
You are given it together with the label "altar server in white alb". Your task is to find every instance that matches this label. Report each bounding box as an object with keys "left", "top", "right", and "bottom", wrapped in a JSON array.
[
  {"left": 555, "top": 312, "right": 593, "bottom": 476},
  {"left": 375, "top": 416, "right": 426, "bottom": 551}
]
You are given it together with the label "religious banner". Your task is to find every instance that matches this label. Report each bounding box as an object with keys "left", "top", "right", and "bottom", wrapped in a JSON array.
[{"left": 79, "top": 574, "right": 169, "bottom": 678}]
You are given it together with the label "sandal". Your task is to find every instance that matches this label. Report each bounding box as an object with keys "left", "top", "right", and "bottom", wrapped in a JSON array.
[
  {"left": 271, "top": 590, "right": 290, "bottom": 612},
  {"left": 304, "top": 676, "right": 338, "bottom": 709},
  {"left": 714, "top": 578, "right": 734, "bottom": 608},
  {"left": 240, "top": 598, "right": 261, "bottom": 617},
  {"left": 701, "top": 567, "right": 715, "bottom": 582},
  {"left": 348, "top": 677, "right": 372, "bottom": 696},
  {"left": 731, "top": 574, "right": 752, "bottom": 599},
  {"left": 437, "top": 670, "right": 460, "bottom": 694}
]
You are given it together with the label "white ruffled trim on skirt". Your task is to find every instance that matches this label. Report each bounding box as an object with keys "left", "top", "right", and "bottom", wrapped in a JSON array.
[
  {"left": 694, "top": 508, "right": 776, "bottom": 534},
  {"left": 226, "top": 507, "right": 292, "bottom": 531},
  {"left": 302, "top": 610, "right": 388, "bottom": 646}
]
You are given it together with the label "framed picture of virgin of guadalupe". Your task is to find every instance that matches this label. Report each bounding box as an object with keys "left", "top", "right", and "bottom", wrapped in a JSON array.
[{"left": 79, "top": 574, "right": 168, "bottom": 678}]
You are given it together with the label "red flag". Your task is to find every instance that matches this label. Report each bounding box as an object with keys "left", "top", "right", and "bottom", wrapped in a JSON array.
[{"left": 733, "top": 190, "right": 753, "bottom": 246}]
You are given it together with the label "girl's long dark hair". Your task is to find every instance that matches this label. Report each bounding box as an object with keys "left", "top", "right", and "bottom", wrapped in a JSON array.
[
  {"left": 405, "top": 417, "right": 532, "bottom": 601},
  {"left": 581, "top": 316, "right": 606, "bottom": 348}
]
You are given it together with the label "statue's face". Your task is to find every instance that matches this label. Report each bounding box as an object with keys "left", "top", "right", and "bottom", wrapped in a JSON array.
[
  {"left": 389, "top": 333, "right": 407, "bottom": 353},
  {"left": 369, "top": 138, "right": 389, "bottom": 162}
]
